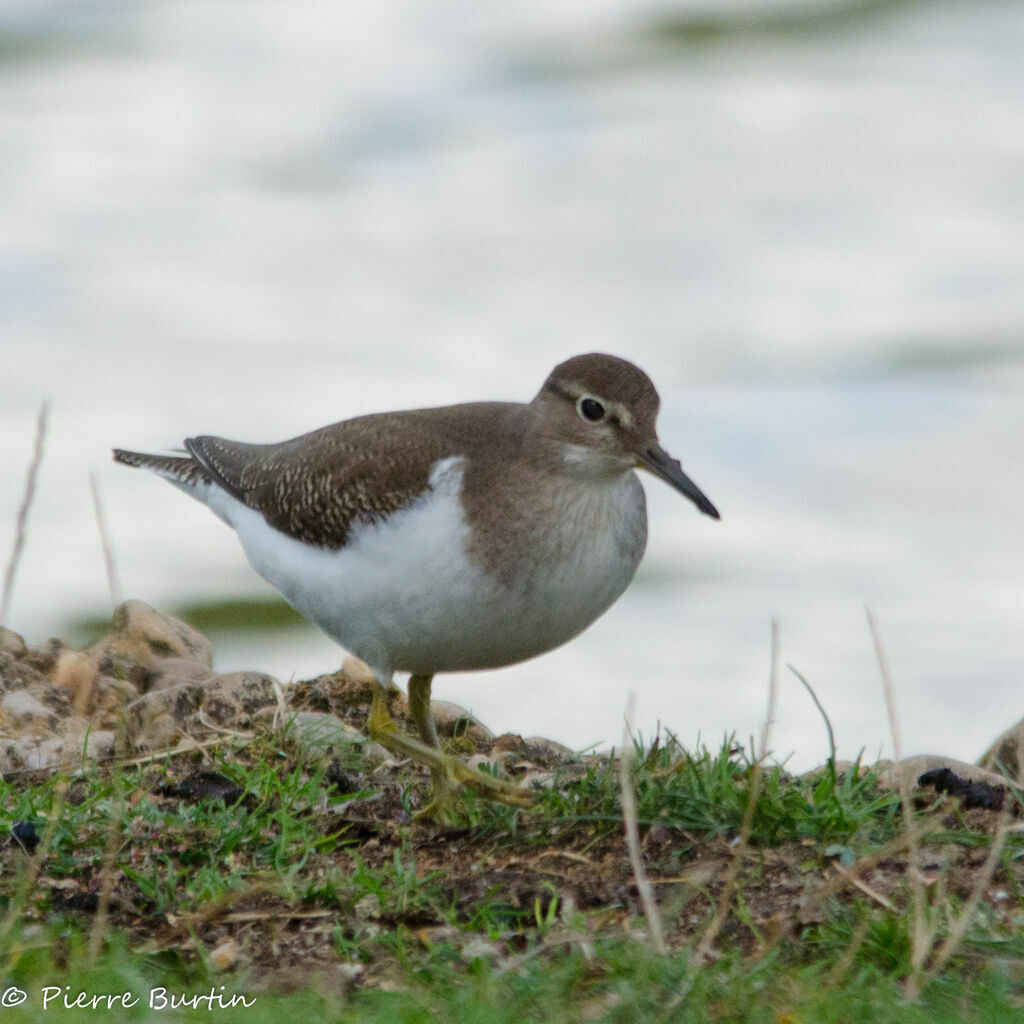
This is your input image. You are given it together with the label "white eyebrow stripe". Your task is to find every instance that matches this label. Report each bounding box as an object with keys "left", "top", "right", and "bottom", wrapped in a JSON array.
[{"left": 607, "top": 400, "right": 632, "bottom": 428}]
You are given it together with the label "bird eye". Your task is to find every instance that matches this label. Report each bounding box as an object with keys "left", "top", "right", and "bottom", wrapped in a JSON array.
[{"left": 577, "top": 397, "right": 606, "bottom": 423}]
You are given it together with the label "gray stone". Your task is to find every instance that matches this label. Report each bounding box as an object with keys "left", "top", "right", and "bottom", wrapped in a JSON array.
[
  {"left": 1, "top": 688, "right": 54, "bottom": 724},
  {"left": 22, "top": 638, "right": 66, "bottom": 674},
  {"left": 465, "top": 752, "right": 509, "bottom": 772},
  {"left": 280, "top": 711, "right": 365, "bottom": 762},
  {"left": 523, "top": 736, "right": 577, "bottom": 759},
  {"left": 978, "top": 719, "right": 1024, "bottom": 784},
  {"left": 516, "top": 770, "right": 556, "bottom": 791},
  {"left": 92, "top": 675, "right": 140, "bottom": 732},
  {"left": 430, "top": 700, "right": 494, "bottom": 743},
  {"left": 341, "top": 655, "right": 375, "bottom": 686},
  {"left": 58, "top": 715, "right": 116, "bottom": 757},
  {"left": 51, "top": 650, "right": 98, "bottom": 714},
  {"left": 78, "top": 729, "right": 117, "bottom": 761},
  {"left": 878, "top": 755, "right": 1008, "bottom": 794},
  {"left": 87, "top": 600, "right": 213, "bottom": 675},
  {"left": 0, "top": 653, "right": 48, "bottom": 693},
  {"left": 12, "top": 736, "right": 63, "bottom": 772},
  {"left": 0, "top": 627, "right": 27, "bottom": 658},
  {"left": 126, "top": 679, "right": 204, "bottom": 751},
  {"left": 801, "top": 760, "right": 861, "bottom": 782},
  {"left": 201, "top": 671, "right": 279, "bottom": 727},
  {"left": 145, "top": 658, "right": 217, "bottom": 692}
]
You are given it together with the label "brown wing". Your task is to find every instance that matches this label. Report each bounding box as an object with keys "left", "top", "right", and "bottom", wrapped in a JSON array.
[{"left": 185, "top": 402, "right": 524, "bottom": 548}]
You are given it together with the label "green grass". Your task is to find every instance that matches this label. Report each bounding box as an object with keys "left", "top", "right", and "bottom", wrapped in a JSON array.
[{"left": 1, "top": 730, "right": 1022, "bottom": 1022}]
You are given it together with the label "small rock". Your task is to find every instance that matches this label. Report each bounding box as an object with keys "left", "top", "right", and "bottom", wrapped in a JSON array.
[
  {"left": 58, "top": 716, "right": 116, "bottom": 762},
  {"left": 1, "top": 689, "right": 55, "bottom": 726},
  {"left": 93, "top": 675, "right": 140, "bottom": 731},
  {"left": 460, "top": 937, "right": 502, "bottom": 962},
  {"left": 200, "top": 671, "right": 279, "bottom": 727},
  {"left": 22, "top": 638, "right": 66, "bottom": 674},
  {"left": 87, "top": 600, "right": 213, "bottom": 676},
  {"left": 979, "top": 719, "right": 1024, "bottom": 784},
  {"left": 0, "top": 627, "right": 27, "bottom": 659},
  {"left": 86, "top": 730, "right": 117, "bottom": 761},
  {"left": 162, "top": 771, "right": 245, "bottom": 804},
  {"left": 341, "top": 655, "right": 376, "bottom": 687},
  {"left": 878, "top": 755, "right": 1008, "bottom": 796},
  {"left": 126, "top": 678, "right": 205, "bottom": 751},
  {"left": 51, "top": 651, "right": 98, "bottom": 714},
  {"left": 523, "top": 736, "right": 577, "bottom": 760},
  {"left": 517, "top": 769, "right": 557, "bottom": 791},
  {"left": 353, "top": 893, "right": 381, "bottom": 921},
  {"left": 466, "top": 752, "right": 509, "bottom": 773},
  {"left": 430, "top": 701, "right": 494, "bottom": 743},
  {"left": 145, "top": 658, "right": 217, "bottom": 692},
  {"left": 280, "top": 711, "right": 365, "bottom": 762},
  {"left": 801, "top": 760, "right": 861, "bottom": 782},
  {"left": 363, "top": 742, "right": 390, "bottom": 765},
  {"left": 0, "top": 652, "right": 48, "bottom": 692},
  {"left": 334, "top": 963, "right": 365, "bottom": 984},
  {"left": 129, "top": 709, "right": 179, "bottom": 752},
  {"left": 210, "top": 938, "right": 241, "bottom": 971},
  {"left": 10, "top": 735, "right": 64, "bottom": 771},
  {"left": 10, "top": 821, "right": 40, "bottom": 853},
  {"left": 1, "top": 739, "right": 21, "bottom": 772},
  {"left": 58, "top": 714, "right": 92, "bottom": 741},
  {"left": 491, "top": 733, "right": 529, "bottom": 755}
]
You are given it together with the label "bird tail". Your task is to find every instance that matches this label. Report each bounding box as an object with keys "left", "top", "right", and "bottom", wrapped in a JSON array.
[{"left": 112, "top": 448, "right": 214, "bottom": 493}]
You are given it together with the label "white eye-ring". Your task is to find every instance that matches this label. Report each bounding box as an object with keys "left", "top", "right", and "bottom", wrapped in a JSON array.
[{"left": 577, "top": 396, "right": 606, "bottom": 423}]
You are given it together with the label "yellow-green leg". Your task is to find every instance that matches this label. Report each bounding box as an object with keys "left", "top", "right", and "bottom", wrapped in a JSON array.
[
  {"left": 407, "top": 674, "right": 460, "bottom": 819},
  {"left": 366, "top": 675, "right": 532, "bottom": 820}
]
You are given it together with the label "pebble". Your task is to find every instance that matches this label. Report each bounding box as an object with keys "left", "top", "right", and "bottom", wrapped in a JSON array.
[
  {"left": 0, "top": 627, "right": 27, "bottom": 658},
  {"left": 978, "top": 717, "right": 1024, "bottom": 784},
  {"left": 430, "top": 701, "right": 494, "bottom": 743},
  {"left": 201, "top": 671, "right": 279, "bottom": 727},
  {"left": 4, "top": 600, "right": 1024, "bottom": 822},
  {"left": 279, "top": 711, "right": 366, "bottom": 763},
  {"left": 1, "top": 689, "right": 54, "bottom": 724},
  {"left": 878, "top": 755, "right": 1008, "bottom": 794},
  {"left": 51, "top": 650, "right": 98, "bottom": 714},
  {"left": 341, "top": 655, "right": 376, "bottom": 687},
  {"left": 87, "top": 599, "right": 213, "bottom": 674}
]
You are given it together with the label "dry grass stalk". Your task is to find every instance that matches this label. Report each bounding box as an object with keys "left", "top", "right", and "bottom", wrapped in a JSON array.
[
  {"left": 1, "top": 400, "right": 50, "bottom": 626},
  {"left": 493, "top": 933, "right": 596, "bottom": 979},
  {"left": 919, "top": 812, "right": 1010, "bottom": 988},
  {"left": 0, "top": 735, "right": 247, "bottom": 782},
  {"left": 619, "top": 693, "right": 667, "bottom": 955},
  {"left": 90, "top": 471, "right": 122, "bottom": 610},
  {"left": 797, "top": 806, "right": 949, "bottom": 922},
  {"left": 694, "top": 618, "right": 780, "bottom": 964},
  {"left": 834, "top": 863, "right": 896, "bottom": 910},
  {"left": 867, "top": 607, "right": 903, "bottom": 759},
  {"left": 866, "top": 608, "right": 1005, "bottom": 999},
  {"left": 865, "top": 607, "right": 929, "bottom": 1000},
  {"left": 87, "top": 772, "right": 125, "bottom": 965}
]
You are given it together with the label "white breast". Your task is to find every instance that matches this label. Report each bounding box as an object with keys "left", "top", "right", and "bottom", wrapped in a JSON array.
[{"left": 205, "top": 456, "right": 647, "bottom": 682}]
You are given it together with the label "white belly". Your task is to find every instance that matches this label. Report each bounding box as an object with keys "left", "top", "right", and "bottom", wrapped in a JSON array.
[{"left": 207, "top": 458, "right": 647, "bottom": 681}]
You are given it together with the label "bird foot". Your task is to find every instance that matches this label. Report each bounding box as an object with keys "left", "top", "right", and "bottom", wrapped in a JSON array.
[
  {"left": 413, "top": 759, "right": 534, "bottom": 822},
  {"left": 367, "top": 699, "right": 533, "bottom": 818}
]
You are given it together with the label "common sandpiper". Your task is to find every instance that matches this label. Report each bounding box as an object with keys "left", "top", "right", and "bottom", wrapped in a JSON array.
[{"left": 114, "top": 353, "right": 720, "bottom": 817}]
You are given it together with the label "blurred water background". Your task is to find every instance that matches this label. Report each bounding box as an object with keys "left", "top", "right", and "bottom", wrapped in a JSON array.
[{"left": 1, "top": 0, "right": 1022, "bottom": 770}]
